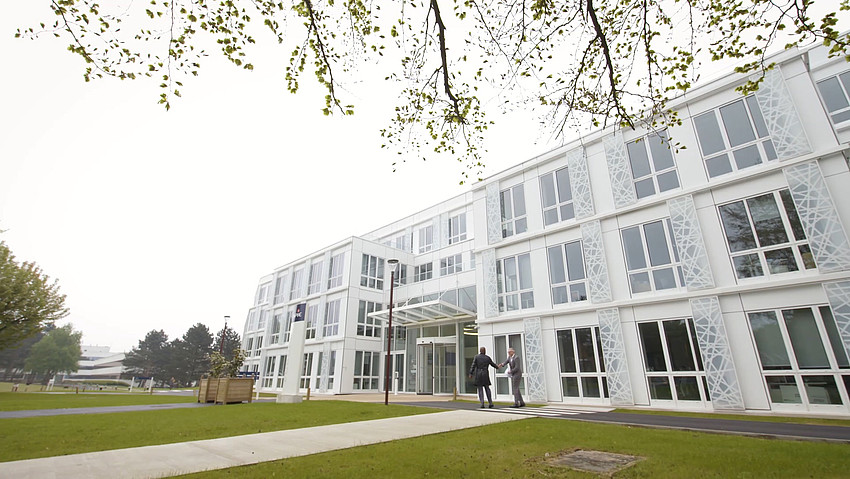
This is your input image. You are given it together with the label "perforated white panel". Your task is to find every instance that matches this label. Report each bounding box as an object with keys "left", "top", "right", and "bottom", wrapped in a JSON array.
[
  {"left": 783, "top": 161, "right": 850, "bottom": 273},
  {"left": 581, "top": 220, "right": 612, "bottom": 303},
  {"left": 596, "top": 308, "right": 634, "bottom": 406},
  {"left": 824, "top": 281, "right": 850, "bottom": 363},
  {"left": 482, "top": 249, "right": 499, "bottom": 318},
  {"left": 319, "top": 341, "right": 331, "bottom": 392},
  {"left": 668, "top": 196, "right": 715, "bottom": 290},
  {"left": 522, "top": 317, "right": 546, "bottom": 402},
  {"left": 486, "top": 182, "right": 502, "bottom": 245},
  {"left": 567, "top": 147, "right": 595, "bottom": 219},
  {"left": 689, "top": 297, "right": 744, "bottom": 410},
  {"left": 604, "top": 131, "right": 637, "bottom": 209},
  {"left": 754, "top": 68, "right": 812, "bottom": 160}
]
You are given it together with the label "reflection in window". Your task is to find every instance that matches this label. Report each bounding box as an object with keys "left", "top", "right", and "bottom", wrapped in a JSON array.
[
  {"left": 748, "top": 306, "right": 847, "bottom": 408},
  {"left": 497, "top": 254, "right": 534, "bottom": 312},
  {"left": 625, "top": 131, "right": 680, "bottom": 199},
  {"left": 638, "top": 319, "right": 706, "bottom": 402},
  {"left": 540, "top": 167, "right": 575, "bottom": 226},
  {"left": 718, "top": 189, "right": 815, "bottom": 280},
  {"left": 816, "top": 71, "right": 850, "bottom": 124},
  {"left": 694, "top": 96, "right": 777, "bottom": 178},
  {"left": 556, "top": 327, "right": 607, "bottom": 399},
  {"left": 548, "top": 240, "right": 588, "bottom": 305},
  {"left": 621, "top": 219, "right": 684, "bottom": 294},
  {"left": 501, "top": 184, "right": 528, "bottom": 238}
]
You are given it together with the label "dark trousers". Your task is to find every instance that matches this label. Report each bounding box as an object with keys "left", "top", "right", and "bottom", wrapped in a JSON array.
[
  {"left": 510, "top": 375, "right": 525, "bottom": 405},
  {"left": 477, "top": 385, "right": 493, "bottom": 405}
]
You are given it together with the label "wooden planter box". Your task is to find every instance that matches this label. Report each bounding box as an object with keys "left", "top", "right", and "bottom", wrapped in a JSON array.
[
  {"left": 216, "top": 377, "right": 254, "bottom": 404},
  {"left": 198, "top": 378, "right": 219, "bottom": 403}
]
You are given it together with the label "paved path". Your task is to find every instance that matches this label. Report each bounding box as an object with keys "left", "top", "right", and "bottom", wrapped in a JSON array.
[{"left": 0, "top": 409, "right": 524, "bottom": 479}]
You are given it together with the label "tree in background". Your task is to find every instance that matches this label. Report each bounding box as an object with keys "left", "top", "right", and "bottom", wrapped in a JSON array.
[
  {"left": 0, "top": 240, "right": 69, "bottom": 350},
  {"left": 0, "top": 325, "right": 52, "bottom": 380},
  {"left": 24, "top": 324, "right": 82, "bottom": 384},
  {"left": 123, "top": 330, "right": 171, "bottom": 381},
  {"left": 213, "top": 325, "right": 242, "bottom": 363},
  {"left": 16, "top": 1, "right": 850, "bottom": 181},
  {"left": 170, "top": 323, "right": 214, "bottom": 385}
]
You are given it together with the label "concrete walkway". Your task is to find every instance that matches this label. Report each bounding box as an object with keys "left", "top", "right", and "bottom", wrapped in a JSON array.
[{"left": 0, "top": 409, "right": 524, "bottom": 479}]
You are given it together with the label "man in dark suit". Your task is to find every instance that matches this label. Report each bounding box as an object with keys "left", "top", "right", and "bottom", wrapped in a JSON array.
[
  {"left": 468, "top": 346, "right": 499, "bottom": 408},
  {"left": 500, "top": 347, "right": 525, "bottom": 408}
]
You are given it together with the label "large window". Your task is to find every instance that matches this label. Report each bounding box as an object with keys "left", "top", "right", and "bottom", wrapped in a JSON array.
[
  {"left": 547, "top": 240, "right": 587, "bottom": 305},
  {"left": 440, "top": 254, "right": 463, "bottom": 276},
  {"left": 307, "top": 261, "right": 323, "bottom": 295},
  {"left": 300, "top": 352, "right": 315, "bottom": 389},
  {"left": 357, "top": 300, "right": 383, "bottom": 337},
  {"left": 304, "top": 303, "right": 318, "bottom": 340},
  {"left": 718, "top": 189, "right": 815, "bottom": 280},
  {"left": 540, "top": 166, "right": 575, "bottom": 226},
  {"left": 273, "top": 274, "right": 287, "bottom": 304},
  {"left": 270, "top": 311, "right": 283, "bottom": 344},
  {"left": 626, "top": 131, "right": 680, "bottom": 199},
  {"left": 327, "top": 252, "right": 345, "bottom": 289},
  {"left": 283, "top": 308, "right": 294, "bottom": 343},
  {"left": 418, "top": 225, "right": 434, "bottom": 253},
  {"left": 638, "top": 319, "right": 708, "bottom": 403},
  {"left": 262, "top": 356, "right": 277, "bottom": 388},
  {"left": 694, "top": 96, "right": 777, "bottom": 178},
  {"left": 353, "top": 351, "right": 381, "bottom": 390},
  {"left": 318, "top": 350, "right": 337, "bottom": 390},
  {"left": 621, "top": 219, "right": 684, "bottom": 294},
  {"left": 256, "top": 284, "right": 269, "bottom": 305},
  {"left": 360, "top": 254, "right": 385, "bottom": 290},
  {"left": 323, "top": 299, "right": 341, "bottom": 337},
  {"left": 494, "top": 334, "right": 524, "bottom": 396},
  {"left": 749, "top": 306, "right": 849, "bottom": 408},
  {"left": 556, "top": 327, "right": 608, "bottom": 400},
  {"left": 414, "top": 262, "right": 433, "bottom": 282},
  {"left": 816, "top": 71, "right": 850, "bottom": 125},
  {"left": 501, "top": 184, "right": 527, "bottom": 238},
  {"left": 276, "top": 355, "right": 287, "bottom": 388},
  {"left": 257, "top": 310, "right": 268, "bottom": 331},
  {"left": 448, "top": 213, "right": 467, "bottom": 244},
  {"left": 497, "top": 253, "right": 534, "bottom": 312},
  {"left": 289, "top": 268, "right": 304, "bottom": 299}
]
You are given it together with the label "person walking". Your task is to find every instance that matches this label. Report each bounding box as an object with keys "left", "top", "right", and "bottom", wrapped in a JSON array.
[
  {"left": 500, "top": 347, "right": 525, "bottom": 408},
  {"left": 468, "top": 346, "right": 499, "bottom": 408}
]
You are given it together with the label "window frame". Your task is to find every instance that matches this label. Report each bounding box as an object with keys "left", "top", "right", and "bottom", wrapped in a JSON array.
[
  {"left": 637, "top": 318, "right": 708, "bottom": 405},
  {"left": 816, "top": 71, "right": 850, "bottom": 125},
  {"left": 500, "top": 184, "right": 528, "bottom": 238},
  {"left": 547, "top": 240, "right": 588, "bottom": 305},
  {"left": 496, "top": 253, "right": 534, "bottom": 312},
  {"left": 620, "top": 218, "right": 685, "bottom": 295},
  {"left": 539, "top": 166, "right": 575, "bottom": 226},
  {"left": 418, "top": 225, "right": 434, "bottom": 253},
  {"left": 414, "top": 262, "right": 434, "bottom": 282},
  {"left": 360, "top": 254, "right": 385, "bottom": 290},
  {"left": 327, "top": 252, "right": 345, "bottom": 289},
  {"left": 307, "top": 261, "right": 323, "bottom": 295},
  {"left": 555, "top": 326, "right": 609, "bottom": 401},
  {"left": 440, "top": 254, "right": 463, "bottom": 276},
  {"left": 357, "top": 300, "right": 383, "bottom": 338},
  {"left": 625, "top": 130, "right": 681, "bottom": 199},
  {"left": 448, "top": 213, "right": 468, "bottom": 244},
  {"left": 717, "top": 189, "right": 815, "bottom": 281},
  {"left": 694, "top": 96, "right": 778, "bottom": 178}
]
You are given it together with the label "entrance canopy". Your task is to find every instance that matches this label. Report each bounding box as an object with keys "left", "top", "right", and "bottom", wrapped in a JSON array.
[{"left": 368, "top": 299, "right": 476, "bottom": 325}]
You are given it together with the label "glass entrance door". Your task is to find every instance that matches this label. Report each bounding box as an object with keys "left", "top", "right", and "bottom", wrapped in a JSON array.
[{"left": 417, "top": 338, "right": 457, "bottom": 394}]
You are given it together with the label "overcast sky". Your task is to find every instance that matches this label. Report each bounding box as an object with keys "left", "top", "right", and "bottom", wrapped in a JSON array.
[{"left": 0, "top": 4, "right": 552, "bottom": 352}]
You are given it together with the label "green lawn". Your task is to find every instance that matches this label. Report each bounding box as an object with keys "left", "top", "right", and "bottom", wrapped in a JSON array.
[
  {"left": 613, "top": 408, "right": 850, "bottom": 427},
  {"left": 0, "top": 391, "right": 198, "bottom": 411},
  {"left": 0, "top": 401, "right": 434, "bottom": 462},
  {"left": 181, "top": 417, "right": 850, "bottom": 478}
]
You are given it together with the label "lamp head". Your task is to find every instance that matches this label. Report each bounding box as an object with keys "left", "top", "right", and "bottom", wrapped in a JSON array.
[{"left": 387, "top": 258, "right": 399, "bottom": 272}]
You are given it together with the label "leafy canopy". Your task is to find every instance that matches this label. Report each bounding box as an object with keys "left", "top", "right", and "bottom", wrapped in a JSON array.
[
  {"left": 0, "top": 240, "right": 69, "bottom": 350},
  {"left": 24, "top": 324, "right": 82, "bottom": 381},
  {"left": 18, "top": 0, "right": 850, "bottom": 181}
]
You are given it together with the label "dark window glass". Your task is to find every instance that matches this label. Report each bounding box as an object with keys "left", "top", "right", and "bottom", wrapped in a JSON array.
[
  {"left": 674, "top": 376, "right": 701, "bottom": 400},
  {"left": 817, "top": 77, "right": 850, "bottom": 113},
  {"left": 746, "top": 96, "right": 769, "bottom": 138},
  {"left": 565, "top": 241, "right": 586, "bottom": 281},
  {"left": 648, "top": 377, "right": 673, "bottom": 400},
  {"left": 639, "top": 322, "right": 667, "bottom": 372},
  {"left": 622, "top": 226, "right": 647, "bottom": 270},
  {"left": 644, "top": 221, "right": 671, "bottom": 266},
  {"left": 749, "top": 311, "right": 792, "bottom": 370},
  {"left": 575, "top": 328, "right": 597, "bottom": 373},
  {"left": 720, "top": 100, "right": 756, "bottom": 147},
  {"left": 562, "top": 377, "right": 579, "bottom": 397},
  {"left": 548, "top": 246, "right": 566, "bottom": 284},
  {"left": 582, "top": 377, "right": 601, "bottom": 398},
  {"left": 706, "top": 154, "right": 733, "bottom": 177},
  {"left": 595, "top": 327, "right": 605, "bottom": 373},
  {"left": 779, "top": 190, "right": 806, "bottom": 241},
  {"left": 556, "top": 330, "right": 577, "bottom": 373},
  {"left": 765, "top": 376, "right": 801, "bottom": 403},
  {"left": 627, "top": 139, "right": 652, "bottom": 178},
  {"left": 802, "top": 375, "right": 843, "bottom": 405},
  {"left": 783, "top": 308, "right": 830, "bottom": 369},
  {"left": 719, "top": 201, "right": 757, "bottom": 252},
  {"left": 820, "top": 306, "right": 850, "bottom": 368},
  {"left": 649, "top": 132, "right": 675, "bottom": 170},
  {"left": 694, "top": 112, "right": 726, "bottom": 156},
  {"left": 663, "top": 319, "right": 696, "bottom": 371},
  {"left": 747, "top": 194, "right": 788, "bottom": 247},
  {"left": 557, "top": 167, "right": 572, "bottom": 201},
  {"left": 688, "top": 319, "right": 704, "bottom": 371}
]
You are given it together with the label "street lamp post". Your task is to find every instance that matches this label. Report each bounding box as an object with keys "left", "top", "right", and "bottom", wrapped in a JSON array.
[
  {"left": 384, "top": 259, "right": 399, "bottom": 406},
  {"left": 220, "top": 315, "right": 230, "bottom": 354}
]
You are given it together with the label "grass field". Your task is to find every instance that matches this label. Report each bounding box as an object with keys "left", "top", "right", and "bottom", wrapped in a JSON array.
[
  {"left": 614, "top": 408, "right": 850, "bottom": 427},
  {"left": 0, "top": 391, "right": 198, "bottom": 411},
  {"left": 180, "top": 417, "right": 850, "bottom": 478},
  {"left": 0, "top": 401, "right": 434, "bottom": 462}
]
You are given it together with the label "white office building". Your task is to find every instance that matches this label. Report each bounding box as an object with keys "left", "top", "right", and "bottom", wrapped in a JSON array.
[{"left": 242, "top": 42, "right": 850, "bottom": 415}]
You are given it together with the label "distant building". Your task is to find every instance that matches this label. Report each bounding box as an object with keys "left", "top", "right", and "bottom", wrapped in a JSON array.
[
  {"left": 243, "top": 40, "right": 850, "bottom": 416},
  {"left": 63, "top": 346, "right": 126, "bottom": 380}
]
